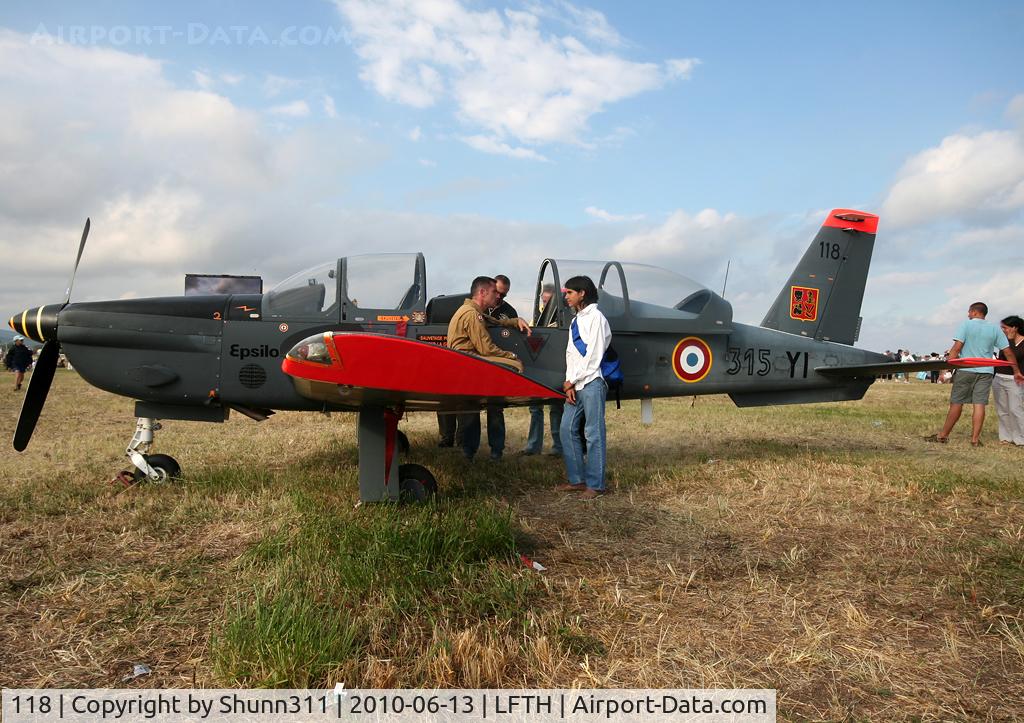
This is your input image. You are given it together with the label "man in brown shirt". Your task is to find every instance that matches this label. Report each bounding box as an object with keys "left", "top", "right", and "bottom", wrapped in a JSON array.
[
  {"left": 447, "top": 277, "right": 526, "bottom": 372},
  {"left": 447, "top": 276, "right": 529, "bottom": 459}
]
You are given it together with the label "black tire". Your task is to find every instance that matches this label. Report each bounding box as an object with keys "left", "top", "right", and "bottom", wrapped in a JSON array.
[
  {"left": 397, "top": 463, "right": 438, "bottom": 502},
  {"left": 133, "top": 454, "right": 181, "bottom": 484},
  {"left": 396, "top": 429, "right": 410, "bottom": 455}
]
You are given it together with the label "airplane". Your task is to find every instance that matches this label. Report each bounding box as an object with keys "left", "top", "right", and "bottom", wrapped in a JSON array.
[{"left": 7, "top": 209, "right": 982, "bottom": 502}]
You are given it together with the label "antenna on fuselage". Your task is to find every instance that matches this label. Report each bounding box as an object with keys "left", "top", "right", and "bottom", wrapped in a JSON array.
[{"left": 721, "top": 259, "right": 731, "bottom": 298}]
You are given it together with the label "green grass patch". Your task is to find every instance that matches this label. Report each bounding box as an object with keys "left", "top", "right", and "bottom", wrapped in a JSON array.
[
  {"left": 213, "top": 493, "right": 538, "bottom": 686},
  {"left": 915, "top": 470, "right": 1019, "bottom": 495}
]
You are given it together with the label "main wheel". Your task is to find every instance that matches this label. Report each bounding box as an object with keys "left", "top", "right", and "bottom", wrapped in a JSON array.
[
  {"left": 396, "top": 430, "right": 410, "bottom": 455},
  {"left": 397, "top": 463, "right": 438, "bottom": 502},
  {"left": 133, "top": 454, "right": 181, "bottom": 484}
]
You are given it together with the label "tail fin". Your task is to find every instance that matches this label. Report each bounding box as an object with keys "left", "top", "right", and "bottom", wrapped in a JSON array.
[{"left": 760, "top": 208, "right": 878, "bottom": 345}]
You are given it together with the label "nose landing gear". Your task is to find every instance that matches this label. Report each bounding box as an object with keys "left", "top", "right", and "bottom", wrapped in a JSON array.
[{"left": 118, "top": 417, "right": 181, "bottom": 484}]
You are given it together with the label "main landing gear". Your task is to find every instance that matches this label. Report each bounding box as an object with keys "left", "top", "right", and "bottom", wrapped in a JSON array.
[
  {"left": 119, "top": 417, "right": 181, "bottom": 484},
  {"left": 358, "top": 406, "right": 437, "bottom": 503},
  {"left": 114, "top": 411, "right": 429, "bottom": 499}
]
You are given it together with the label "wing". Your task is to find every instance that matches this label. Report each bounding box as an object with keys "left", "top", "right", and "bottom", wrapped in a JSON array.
[
  {"left": 815, "top": 357, "right": 1009, "bottom": 379},
  {"left": 281, "top": 332, "right": 564, "bottom": 411}
]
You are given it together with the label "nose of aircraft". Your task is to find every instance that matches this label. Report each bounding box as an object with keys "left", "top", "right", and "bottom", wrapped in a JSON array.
[{"left": 8, "top": 305, "right": 60, "bottom": 343}]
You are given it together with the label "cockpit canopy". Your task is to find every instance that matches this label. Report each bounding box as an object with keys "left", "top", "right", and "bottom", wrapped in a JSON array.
[
  {"left": 260, "top": 252, "right": 731, "bottom": 333},
  {"left": 535, "top": 259, "right": 732, "bottom": 332},
  {"left": 263, "top": 253, "right": 426, "bottom": 321}
]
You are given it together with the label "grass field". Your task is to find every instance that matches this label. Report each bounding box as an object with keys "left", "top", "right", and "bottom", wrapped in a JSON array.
[{"left": 1, "top": 371, "right": 1022, "bottom": 719}]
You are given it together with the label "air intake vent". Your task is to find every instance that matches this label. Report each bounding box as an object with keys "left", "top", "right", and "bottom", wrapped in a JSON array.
[{"left": 239, "top": 364, "right": 267, "bottom": 389}]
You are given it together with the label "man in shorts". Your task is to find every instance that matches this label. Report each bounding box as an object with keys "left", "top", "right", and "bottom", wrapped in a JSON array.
[{"left": 928, "top": 302, "right": 1024, "bottom": 446}]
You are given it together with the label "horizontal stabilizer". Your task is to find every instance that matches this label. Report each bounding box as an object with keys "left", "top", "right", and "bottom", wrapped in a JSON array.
[{"left": 815, "top": 357, "right": 1009, "bottom": 379}]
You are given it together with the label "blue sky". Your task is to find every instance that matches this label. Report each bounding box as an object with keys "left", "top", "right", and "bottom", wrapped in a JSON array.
[{"left": 1, "top": 0, "right": 1023, "bottom": 353}]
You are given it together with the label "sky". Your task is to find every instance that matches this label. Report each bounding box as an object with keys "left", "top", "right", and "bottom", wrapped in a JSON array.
[{"left": 1, "top": 0, "right": 1022, "bottom": 354}]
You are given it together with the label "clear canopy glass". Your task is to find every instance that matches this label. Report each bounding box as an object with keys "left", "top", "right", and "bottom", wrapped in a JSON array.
[{"left": 263, "top": 261, "right": 338, "bottom": 317}]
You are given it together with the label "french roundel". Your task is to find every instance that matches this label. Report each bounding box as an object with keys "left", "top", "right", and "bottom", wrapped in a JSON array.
[{"left": 672, "top": 337, "right": 712, "bottom": 383}]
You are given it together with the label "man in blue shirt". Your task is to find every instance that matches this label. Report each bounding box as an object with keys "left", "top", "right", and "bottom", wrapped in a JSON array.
[{"left": 928, "top": 302, "right": 1024, "bottom": 446}]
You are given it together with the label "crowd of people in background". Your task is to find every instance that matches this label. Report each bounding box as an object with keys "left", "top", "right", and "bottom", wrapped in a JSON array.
[{"left": 880, "top": 349, "right": 950, "bottom": 383}]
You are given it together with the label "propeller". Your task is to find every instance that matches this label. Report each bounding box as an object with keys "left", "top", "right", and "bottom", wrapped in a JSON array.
[
  {"left": 13, "top": 340, "right": 59, "bottom": 451},
  {"left": 11, "top": 218, "right": 90, "bottom": 451},
  {"left": 65, "top": 217, "right": 90, "bottom": 304}
]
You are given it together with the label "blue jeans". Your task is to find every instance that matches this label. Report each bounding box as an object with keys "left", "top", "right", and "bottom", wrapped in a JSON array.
[
  {"left": 461, "top": 406, "right": 505, "bottom": 459},
  {"left": 560, "top": 379, "right": 607, "bottom": 491},
  {"left": 526, "top": 401, "right": 564, "bottom": 454}
]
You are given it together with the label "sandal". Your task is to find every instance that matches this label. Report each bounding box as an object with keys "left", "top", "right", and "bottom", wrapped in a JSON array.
[{"left": 924, "top": 434, "right": 948, "bottom": 444}]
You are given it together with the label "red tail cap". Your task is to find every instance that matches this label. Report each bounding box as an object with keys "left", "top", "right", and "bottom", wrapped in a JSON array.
[{"left": 823, "top": 208, "right": 878, "bottom": 234}]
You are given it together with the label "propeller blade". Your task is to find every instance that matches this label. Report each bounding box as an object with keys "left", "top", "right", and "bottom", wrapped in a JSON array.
[
  {"left": 13, "top": 340, "right": 60, "bottom": 451},
  {"left": 63, "top": 217, "right": 90, "bottom": 305}
]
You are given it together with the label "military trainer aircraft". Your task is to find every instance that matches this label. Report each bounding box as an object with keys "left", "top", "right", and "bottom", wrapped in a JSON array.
[{"left": 7, "top": 209, "right": 965, "bottom": 501}]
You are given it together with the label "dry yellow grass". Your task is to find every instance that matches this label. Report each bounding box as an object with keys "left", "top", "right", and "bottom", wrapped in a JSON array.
[{"left": 1, "top": 370, "right": 1022, "bottom": 720}]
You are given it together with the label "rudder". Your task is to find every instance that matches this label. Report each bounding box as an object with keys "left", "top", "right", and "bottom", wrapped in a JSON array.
[{"left": 760, "top": 209, "right": 878, "bottom": 345}]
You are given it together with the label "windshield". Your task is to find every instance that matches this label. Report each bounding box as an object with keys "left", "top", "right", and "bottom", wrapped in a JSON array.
[
  {"left": 263, "top": 261, "right": 338, "bottom": 318},
  {"left": 344, "top": 254, "right": 421, "bottom": 309}
]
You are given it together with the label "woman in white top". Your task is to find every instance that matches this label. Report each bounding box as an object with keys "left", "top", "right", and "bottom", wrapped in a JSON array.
[
  {"left": 556, "top": 275, "right": 611, "bottom": 499},
  {"left": 993, "top": 315, "right": 1024, "bottom": 445}
]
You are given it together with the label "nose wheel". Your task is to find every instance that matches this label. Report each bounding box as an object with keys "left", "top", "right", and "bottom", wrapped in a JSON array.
[
  {"left": 118, "top": 417, "right": 182, "bottom": 484},
  {"left": 132, "top": 453, "right": 181, "bottom": 484}
]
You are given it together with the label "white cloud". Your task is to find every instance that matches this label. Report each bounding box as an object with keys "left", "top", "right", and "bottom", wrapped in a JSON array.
[
  {"left": 584, "top": 206, "right": 644, "bottom": 222},
  {"left": 881, "top": 127, "right": 1024, "bottom": 228},
  {"left": 418, "top": 158, "right": 436, "bottom": 167},
  {"left": 948, "top": 224, "right": 1024, "bottom": 248},
  {"left": 268, "top": 100, "right": 311, "bottom": 117},
  {"left": 928, "top": 271, "right": 1024, "bottom": 327},
  {"left": 867, "top": 270, "right": 942, "bottom": 287},
  {"left": 0, "top": 29, "right": 387, "bottom": 314},
  {"left": 262, "top": 74, "right": 302, "bottom": 98},
  {"left": 665, "top": 58, "right": 700, "bottom": 80},
  {"left": 523, "top": 0, "right": 624, "bottom": 47},
  {"left": 461, "top": 134, "right": 548, "bottom": 161},
  {"left": 408, "top": 125, "right": 422, "bottom": 141},
  {"left": 1006, "top": 93, "right": 1024, "bottom": 125},
  {"left": 335, "top": 0, "right": 697, "bottom": 150},
  {"left": 613, "top": 208, "right": 741, "bottom": 262},
  {"left": 193, "top": 69, "right": 214, "bottom": 90},
  {"left": 323, "top": 94, "right": 338, "bottom": 118}
]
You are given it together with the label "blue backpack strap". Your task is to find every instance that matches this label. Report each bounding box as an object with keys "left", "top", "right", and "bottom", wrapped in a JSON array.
[{"left": 570, "top": 318, "right": 588, "bottom": 356}]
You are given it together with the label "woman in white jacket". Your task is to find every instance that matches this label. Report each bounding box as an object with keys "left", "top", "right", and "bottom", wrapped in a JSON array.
[
  {"left": 556, "top": 275, "right": 612, "bottom": 499},
  {"left": 993, "top": 315, "right": 1024, "bottom": 445}
]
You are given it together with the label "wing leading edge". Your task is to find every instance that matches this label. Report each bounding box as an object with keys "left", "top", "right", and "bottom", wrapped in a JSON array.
[{"left": 281, "top": 332, "right": 564, "bottom": 411}]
